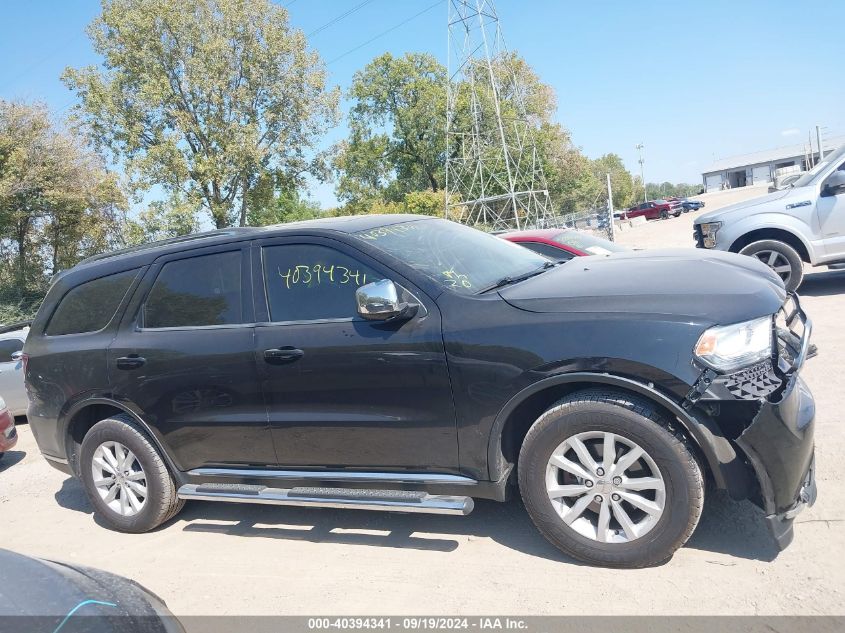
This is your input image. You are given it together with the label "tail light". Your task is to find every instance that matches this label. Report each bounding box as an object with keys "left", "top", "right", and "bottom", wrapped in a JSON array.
[{"left": 0, "top": 406, "right": 13, "bottom": 432}]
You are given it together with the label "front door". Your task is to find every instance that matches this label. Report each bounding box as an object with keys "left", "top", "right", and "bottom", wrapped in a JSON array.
[
  {"left": 818, "top": 159, "right": 845, "bottom": 257},
  {"left": 108, "top": 245, "right": 274, "bottom": 472},
  {"left": 252, "top": 237, "right": 459, "bottom": 472}
]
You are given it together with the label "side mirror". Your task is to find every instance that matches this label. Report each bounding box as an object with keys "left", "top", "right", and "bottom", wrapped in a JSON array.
[
  {"left": 356, "top": 279, "right": 418, "bottom": 322},
  {"left": 10, "top": 351, "right": 23, "bottom": 362},
  {"left": 822, "top": 170, "right": 845, "bottom": 196}
]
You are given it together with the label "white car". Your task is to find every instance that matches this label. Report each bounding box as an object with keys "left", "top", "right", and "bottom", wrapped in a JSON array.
[
  {"left": 0, "top": 323, "right": 29, "bottom": 416},
  {"left": 694, "top": 143, "right": 845, "bottom": 291}
]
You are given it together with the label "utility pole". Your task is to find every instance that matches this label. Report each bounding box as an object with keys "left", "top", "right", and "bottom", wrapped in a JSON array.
[
  {"left": 816, "top": 125, "right": 825, "bottom": 162},
  {"left": 636, "top": 143, "right": 646, "bottom": 202},
  {"left": 808, "top": 130, "right": 815, "bottom": 168},
  {"left": 606, "top": 173, "right": 615, "bottom": 242}
]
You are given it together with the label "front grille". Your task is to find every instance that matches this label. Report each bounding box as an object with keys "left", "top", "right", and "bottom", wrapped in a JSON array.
[
  {"left": 722, "top": 360, "right": 781, "bottom": 399},
  {"left": 693, "top": 224, "right": 704, "bottom": 248}
]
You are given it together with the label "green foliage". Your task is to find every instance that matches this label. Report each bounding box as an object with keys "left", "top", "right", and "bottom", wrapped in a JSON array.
[
  {"left": 122, "top": 196, "right": 200, "bottom": 246},
  {"left": 0, "top": 99, "right": 126, "bottom": 322},
  {"left": 645, "top": 181, "right": 702, "bottom": 200},
  {"left": 63, "top": 0, "right": 339, "bottom": 229},
  {"left": 334, "top": 51, "right": 635, "bottom": 220},
  {"left": 247, "top": 189, "right": 322, "bottom": 226},
  {"left": 334, "top": 52, "right": 446, "bottom": 208}
]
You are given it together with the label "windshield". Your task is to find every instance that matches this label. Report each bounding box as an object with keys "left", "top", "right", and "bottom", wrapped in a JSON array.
[
  {"left": 355, "top": 219, "right": 548, "bottom": 295},
  {"left": 792, "top": 144, "right": 845, "bottom": 188},
  {"left": 553, "top": 231, "right": 627, "bottom": 255}
]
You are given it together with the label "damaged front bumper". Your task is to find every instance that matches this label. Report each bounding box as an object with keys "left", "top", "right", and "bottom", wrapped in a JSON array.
[
  {"left": 735, "top": 373, "right": 817, "bottom": 549},
  {"left": 698, "top": 293, "right": 817, "bottom": 550}
]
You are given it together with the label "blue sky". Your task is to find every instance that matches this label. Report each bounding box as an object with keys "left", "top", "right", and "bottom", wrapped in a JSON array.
[{"left": 2, "top": 0, "right": 843, "bottom": 210}]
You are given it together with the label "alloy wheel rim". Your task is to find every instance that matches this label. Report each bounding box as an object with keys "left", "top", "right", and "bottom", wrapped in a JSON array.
[
  {"left": 545, "top": 431, "right": 666, "bottom": 543},
  {"left": 752, "top": 250, "right": 792, "bottom": 283},
  {"left": 92, "top": 441, "right": 147, "bottom": 517}
]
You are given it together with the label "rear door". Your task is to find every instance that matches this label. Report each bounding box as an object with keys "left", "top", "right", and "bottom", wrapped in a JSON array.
[
  {"left": 252, "top": 236, "right": 459, "bottom": 472},
  {"left": 108, "top": 244, "right": 273, "bottom": 472}
]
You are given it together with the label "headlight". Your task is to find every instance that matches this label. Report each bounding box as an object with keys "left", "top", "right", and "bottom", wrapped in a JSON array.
[
  {"left": 698, "top": 222, "right": 721, "bottom": 248},
  {"left": 694, "top": 316, "right": 773, "bottom": 372}
]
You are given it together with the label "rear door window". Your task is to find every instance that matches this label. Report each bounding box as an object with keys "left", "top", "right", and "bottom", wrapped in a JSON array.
[
  {"left": 0, "top": 339, "right": 23, "bottom": 362},
  {"left": 46, "top": 269, "right": 138, "bottom": 336},
  {"left": 143, "top": 251, "right": 243, "bottom": 328},
  {"left": 519, "top": 241, "right": 574, "bottom": 261}
]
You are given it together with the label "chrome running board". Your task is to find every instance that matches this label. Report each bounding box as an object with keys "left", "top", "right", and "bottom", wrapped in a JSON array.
[{"left": 178, "top": 483, "right": 474, "bottom": 516}]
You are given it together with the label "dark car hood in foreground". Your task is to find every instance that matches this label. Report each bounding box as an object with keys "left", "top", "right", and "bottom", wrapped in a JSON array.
[
  {"left": 0, "top": 548, "right": 182, "bottom": 632},
  {"left": 499, "top": 248, "right": 786, "bottom": 324}
]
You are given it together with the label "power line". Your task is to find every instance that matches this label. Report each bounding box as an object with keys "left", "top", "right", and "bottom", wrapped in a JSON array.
[
  {"left": 327, "top": 0, "right": 442, "bottom": 65},
  {"left": 307, "top": 0, "right": 377, "bottom": 38}
]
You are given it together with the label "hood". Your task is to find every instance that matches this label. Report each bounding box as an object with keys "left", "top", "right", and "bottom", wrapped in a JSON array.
[
  {"left": 695, "top": 187, "right": 802, "bottom": 224},
  {"left": 0, "top": 549, "right": 177, "bottom": 628},
  {"left": 499, "top": 248, "right": 786, "bottom": 325}
]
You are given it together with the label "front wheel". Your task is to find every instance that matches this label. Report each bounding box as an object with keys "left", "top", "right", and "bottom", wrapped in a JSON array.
[
  {"left": 659, "top": 210, "right": 669, "bottom": 220},
  {"left": 518, "top": 390, "right": 704, "bottom": 568},
  {"left": 739, "top": 239, "right": 804, "bottom": 291}
]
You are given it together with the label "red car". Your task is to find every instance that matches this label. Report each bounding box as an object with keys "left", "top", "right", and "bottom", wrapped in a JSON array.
[
  {"left": 623, "top": 198, "right": 683, "bottom": 220},
  {"left": 0, "top": 397, "right": 17, "bottom": 459},
  {"left": 499, "top": 228, "right": 628, "bottom": 261}
]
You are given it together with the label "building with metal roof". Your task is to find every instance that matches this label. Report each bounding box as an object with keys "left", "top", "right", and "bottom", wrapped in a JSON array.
[{"left": 701, "top": 134, "right": 845, "bottom": 192}]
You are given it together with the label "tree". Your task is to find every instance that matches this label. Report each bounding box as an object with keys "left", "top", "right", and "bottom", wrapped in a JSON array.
[
  {"left": 590, "top": 153, "right": 634, "bottom": 211},
  {"left": 63, "top": 0, "right": 339, "bottom": 230},
  {"left": 246, "top": 189, "right": 322, "bottom": 226},
  {"left": 0, "top": 100, "right": 126, "bottom": 320},
  {"left": 334, "top": 52, "right": 446, "bottom": 209}
]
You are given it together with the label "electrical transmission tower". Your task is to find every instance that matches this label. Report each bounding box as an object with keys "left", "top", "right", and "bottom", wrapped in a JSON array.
[{"left": 445, "top": 0, "right": 551, "bottom": 231}]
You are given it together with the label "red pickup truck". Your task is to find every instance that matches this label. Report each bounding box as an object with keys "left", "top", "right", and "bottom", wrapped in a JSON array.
[{"left": 623, "top": 199, "right": 683, "bottom": 220}]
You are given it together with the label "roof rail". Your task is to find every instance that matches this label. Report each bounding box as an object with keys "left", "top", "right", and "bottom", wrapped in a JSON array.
[{"left": 77, "top": 229, "right": 247, "bottom": 266}]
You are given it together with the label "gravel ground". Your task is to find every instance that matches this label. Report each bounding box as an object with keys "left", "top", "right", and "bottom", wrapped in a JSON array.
[{"left": 1, "top": 192, "right": 844, "bottom": 616}]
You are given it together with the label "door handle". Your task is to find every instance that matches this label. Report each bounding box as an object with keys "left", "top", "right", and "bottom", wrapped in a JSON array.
[
  {"left": 116, "top": 355, "right": 146, "bottom": 370},
  {"left": 263, "top": 347, "right": 304, "bottom": 364}
]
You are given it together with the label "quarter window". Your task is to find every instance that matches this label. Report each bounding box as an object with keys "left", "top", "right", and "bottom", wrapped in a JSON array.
[
  {"left": 262, "top": 244, "right": 382, "bottom": 322},
  {"left": 144, "top": 251, "right": 243, "bottom": 328},
  {"left": 46, "top": 269, "right": 138, "bottom": 336},
  {"left": 0, "top": 339, "right": 23, "bottom": 363}
]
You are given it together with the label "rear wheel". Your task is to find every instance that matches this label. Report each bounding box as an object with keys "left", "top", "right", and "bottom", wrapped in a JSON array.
[
  {"left": 739, "top": 239, "right": 804, "bottom": 291},
  {"left": 518, "top": 390, "right": 704, "bottom": 568},
  {"left": 79, "top": 415, "right": 184, "bottom": 533},
  {"left": 659, "top": 210, "right": 669, "bottom": 220}
]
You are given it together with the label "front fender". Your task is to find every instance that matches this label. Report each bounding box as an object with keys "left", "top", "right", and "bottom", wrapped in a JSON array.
[
  {"left": 720, "top": 212, "right": 818, "bottom": 262},
  {"left": 487, "top": 371, "right": 751, "bottom": 494}
]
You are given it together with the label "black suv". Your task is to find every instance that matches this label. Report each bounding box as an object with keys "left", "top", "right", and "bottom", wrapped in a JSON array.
[{"left": 24, "top": 215, "right": 816, "bottom": 568}]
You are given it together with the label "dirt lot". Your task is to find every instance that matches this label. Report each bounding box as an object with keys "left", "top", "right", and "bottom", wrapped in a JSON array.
[{"left": 2, "top": 193, "right": 844, "bottom": 616}]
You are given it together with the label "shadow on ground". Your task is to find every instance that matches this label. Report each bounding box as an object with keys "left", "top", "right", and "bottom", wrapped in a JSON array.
[
  {"left": 799, "top": 269, "right": 845, "bottom": 297},
  {"left": 53, "top": 475, "right": 779, "bottom": 564},
  {"left": 0, "top": 450, "right": 25, "bottom": 473}
]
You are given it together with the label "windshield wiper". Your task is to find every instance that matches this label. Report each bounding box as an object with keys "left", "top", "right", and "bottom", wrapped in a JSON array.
[{"left": 478, "top": 261, "right": 558, "bottom": 294}]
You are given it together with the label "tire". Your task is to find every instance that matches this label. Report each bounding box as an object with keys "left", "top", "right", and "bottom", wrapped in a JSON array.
[
  {"left": 79, "top": 415, "right": 184, "bottom": 533},
  {"left": 738, "top": 239, "right": 804, "bottom": 291},
  {"left": 673, "top": 211, "right": 682, "bottom": 218},
  {"left": 518, "top": 389, "right": 704, "bottom": 568},
  {"left": 659, "top": 210, "right": 669, "bottom": 220}
]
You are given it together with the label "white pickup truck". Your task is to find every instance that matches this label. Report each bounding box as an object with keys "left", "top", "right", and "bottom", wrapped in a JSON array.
[{"left": 694, "top": 143, "right": 845, "bottom": 290}]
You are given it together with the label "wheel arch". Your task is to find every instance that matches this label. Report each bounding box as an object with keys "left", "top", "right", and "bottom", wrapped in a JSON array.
[
  {"left": 488, "top": 372, "right": 743, "bottom": 493},
  {"left": 62, "top": 397, "right": 180, "bottom": 480},
  {"left": 729, "top": 227, "right": 811, "bottom": 263}
]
